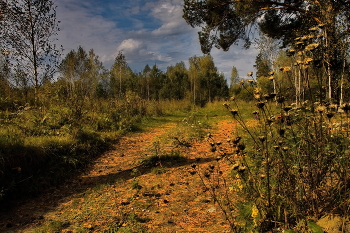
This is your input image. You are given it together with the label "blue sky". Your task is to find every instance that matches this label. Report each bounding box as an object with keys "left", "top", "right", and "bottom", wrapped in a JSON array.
[{"left": 55, "top": 0, "right": 258, "bottom": 79}]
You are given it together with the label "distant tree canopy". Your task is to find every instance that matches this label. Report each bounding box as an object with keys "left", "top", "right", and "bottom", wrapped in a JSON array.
[
  {"left": 183, "top": 0, "right": 350, "bottom": 52},
  {"left": 183, "top": 0, "right": 350, "bottom": 102},
  {"left": 58, "top": 48, "right": 229, "bottom": 105},
  {"left": 59, "top": 46, "right": 105, "bottom": 99}
]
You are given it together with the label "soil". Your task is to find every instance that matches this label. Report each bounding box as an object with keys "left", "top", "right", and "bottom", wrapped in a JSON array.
[{"left": 0, "top": 118, "right": 238, "bottom": 233}]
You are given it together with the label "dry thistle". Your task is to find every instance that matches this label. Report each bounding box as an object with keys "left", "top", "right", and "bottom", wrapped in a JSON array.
[
  {"left": 316, "top": 105, "right": 326, "bottom": 113},
  {"left": 258, "top": 136, "right": 266, "bottom": 142},
  {"left": 278, "top": 129, "right": 285, "bottom": 137},
  {"left": 230, "top": 110, "right": 239, "bottom": 117},
  {"left": 340, "top": 103, "right": 350, "bottom": 113},
  {"left": 233, "top": 137, "right": 241, "bottom": 144},
  {"left": 232, "top": 163, "right": 240, "bottom": 170},
  {"left": 326, "top": 112, "right": 335, "bottom": 119},
  {"left": 283, "top": 106, "right": 292, "bottom": 112},
  {"left": 256, "top": 102, "right": 265, "bottom": 109},
  {"left": 269, "top": 93, "right": 277, "bottom": 99},
  {"left": 277, "top": 96, "right": 285, "bottom": 104},
  {"left": 254, "top": 94, "right": 261, "bottom": 100}
]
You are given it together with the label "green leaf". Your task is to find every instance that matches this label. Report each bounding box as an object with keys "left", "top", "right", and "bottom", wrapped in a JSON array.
[{"left": 307, "top": 221, "right": 324, "bottom": 233}]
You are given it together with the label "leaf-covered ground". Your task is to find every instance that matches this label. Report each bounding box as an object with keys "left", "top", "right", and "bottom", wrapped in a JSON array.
[{"left": 0, "top": 118, "right": 238, "bottom": 233}]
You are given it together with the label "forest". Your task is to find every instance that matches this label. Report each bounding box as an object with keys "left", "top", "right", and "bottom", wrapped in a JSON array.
[{"left": 1, "top": 0, "right": 350, "bottom": 232}]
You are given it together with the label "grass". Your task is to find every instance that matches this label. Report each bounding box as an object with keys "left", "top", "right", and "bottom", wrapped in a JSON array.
[
  {"left": 0, "top": 98, "right": 205, "bottom": 204},
  {"left": 17, "top": 101, "right": 222, "bottom": 232},
  {"left": 9, "top": 97, "right": 341, "bottom": 232}
]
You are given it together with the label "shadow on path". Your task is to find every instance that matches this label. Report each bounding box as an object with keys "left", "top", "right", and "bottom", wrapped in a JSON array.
[{"left": 0, "top": 155, "right": 217, "bottom": 232}]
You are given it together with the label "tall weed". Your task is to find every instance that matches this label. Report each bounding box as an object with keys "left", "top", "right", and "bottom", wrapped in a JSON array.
[{"left": 202, "top": 89, "right": 350, "bottom": 232}]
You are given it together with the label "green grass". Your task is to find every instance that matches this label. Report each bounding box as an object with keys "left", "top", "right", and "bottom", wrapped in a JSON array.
[{"left": 0, "top": 99, "right": 229, "bottom": 205}]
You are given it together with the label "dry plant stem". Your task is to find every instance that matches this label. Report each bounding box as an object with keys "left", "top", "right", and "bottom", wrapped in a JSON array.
[
  {"left": 195, "top": 165, "right": 237, "bottom": 232},
  {"left": 257, "top": 107, "right": 274, "bottom": 207},
  {"left": 347, "top": 112, "right": 349, "bottom": 137},
  {"left": 230, "top": 100, "right": 258, "bottom": 145}
]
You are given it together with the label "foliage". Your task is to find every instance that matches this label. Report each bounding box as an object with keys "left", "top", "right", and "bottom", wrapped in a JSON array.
[
  {"left": 204, "top": 87, "right": 350, "bottom": 232},
  {"left": 229, "top": 66, "right": 240, "bottom": 96},
  {"left": 59, "top": 46, "right": 106, "bottom": 100},
  {"left": 110, "top": 51, "right": 131, "bottom": 98},
  {"left": 183, "top": 0, "right": 350, "bottom": 103},
  {"left": 0, "top": 0, "right": 61, "bottom": 103},
  {"left": 188, "top": 55, "right": 229, "bottom": 106}
]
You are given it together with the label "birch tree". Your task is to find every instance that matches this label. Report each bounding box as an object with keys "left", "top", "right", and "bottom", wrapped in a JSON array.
[{"left": 0, "top": 0, "right": 61, "bottom": 103}]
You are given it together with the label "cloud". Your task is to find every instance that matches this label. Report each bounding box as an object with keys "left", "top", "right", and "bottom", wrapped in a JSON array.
[
  {"left": 56, "top": 0, "right": 122, "bottom": 58},
  {"left": 54, "top": 0, "right": 257, "bottom": 79},
  {"left": 150, "top": 1, "right": 193, "bottom": 36},
  {"left": 115, "top": 38, "right": 172, "bottom": 66},
  {"left": 116, "top": 39, "right": 147, "bottom": 59},
  {"left": 210, "top": 45, "right": 259, "bottom": 79}
]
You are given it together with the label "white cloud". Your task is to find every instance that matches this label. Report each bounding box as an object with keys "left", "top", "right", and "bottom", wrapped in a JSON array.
[
  {"left": 54, "top": 0, "right": 258, "bottom": 79},
  {"left": 116, "top": 39, "right": 171, "bottom": 65},
  {"left": 118, "top": 39, "right": 145, "bottom": 53},
  {"left": 150, "top": 1, "right": 192, "bottom": 36}
]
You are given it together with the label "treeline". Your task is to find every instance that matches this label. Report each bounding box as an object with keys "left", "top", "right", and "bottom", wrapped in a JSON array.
[{"left": 0, "top": 46, "right": 229, "bottom": 109}]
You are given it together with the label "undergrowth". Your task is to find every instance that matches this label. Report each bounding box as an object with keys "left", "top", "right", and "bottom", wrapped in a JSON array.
[{"left": 0, "top": 97, "right": 199, "bottom": 205}]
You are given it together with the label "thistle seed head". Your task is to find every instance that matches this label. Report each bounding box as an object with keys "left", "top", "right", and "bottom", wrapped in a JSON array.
[
  {"left": 283, "top": 106, "right": 292, "bottom": 112},
  {"left": 233, "top": 137, "right": 241, "bottom": 144},
  {"left": 237, "top": 143, "right": 246, "bottom": 151},
  {"left": 230, "top": 110, "right": 239, "bottom": 116},
  {"left": 232, "top": 163, "right": 240, "bottom": 170},
  {"left": 340, "top": 103, "right": 350, "bottom": 113},
  {"left": 238, "top": 165, "right": 247, "bottom": 173},
  {"left": 256, "top": 102, "right": 265, "bottom": 109},
  {"left": 269, "top": 93, "right": 277, "bottom": 99},
  {"left": 326, "top": 112, "right": 335, "bottom": 119},
  {"left": 278, "top": 129, "right": 285, "bottom": 137},
  {"left": 258, "top": 136, "right": 266, "bottom": 142},
  {"left": 277, "top": 96, "right": 285, "bottom": 103}
]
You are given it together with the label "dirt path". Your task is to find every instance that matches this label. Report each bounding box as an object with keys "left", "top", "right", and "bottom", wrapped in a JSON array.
[{"left": 1, "top": 118, "right": 237, "bottom": 233}]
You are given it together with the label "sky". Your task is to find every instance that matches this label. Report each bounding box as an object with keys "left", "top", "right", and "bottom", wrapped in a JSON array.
[{"left": 55, "top": 0, "right": 259, "bottom": 80}]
